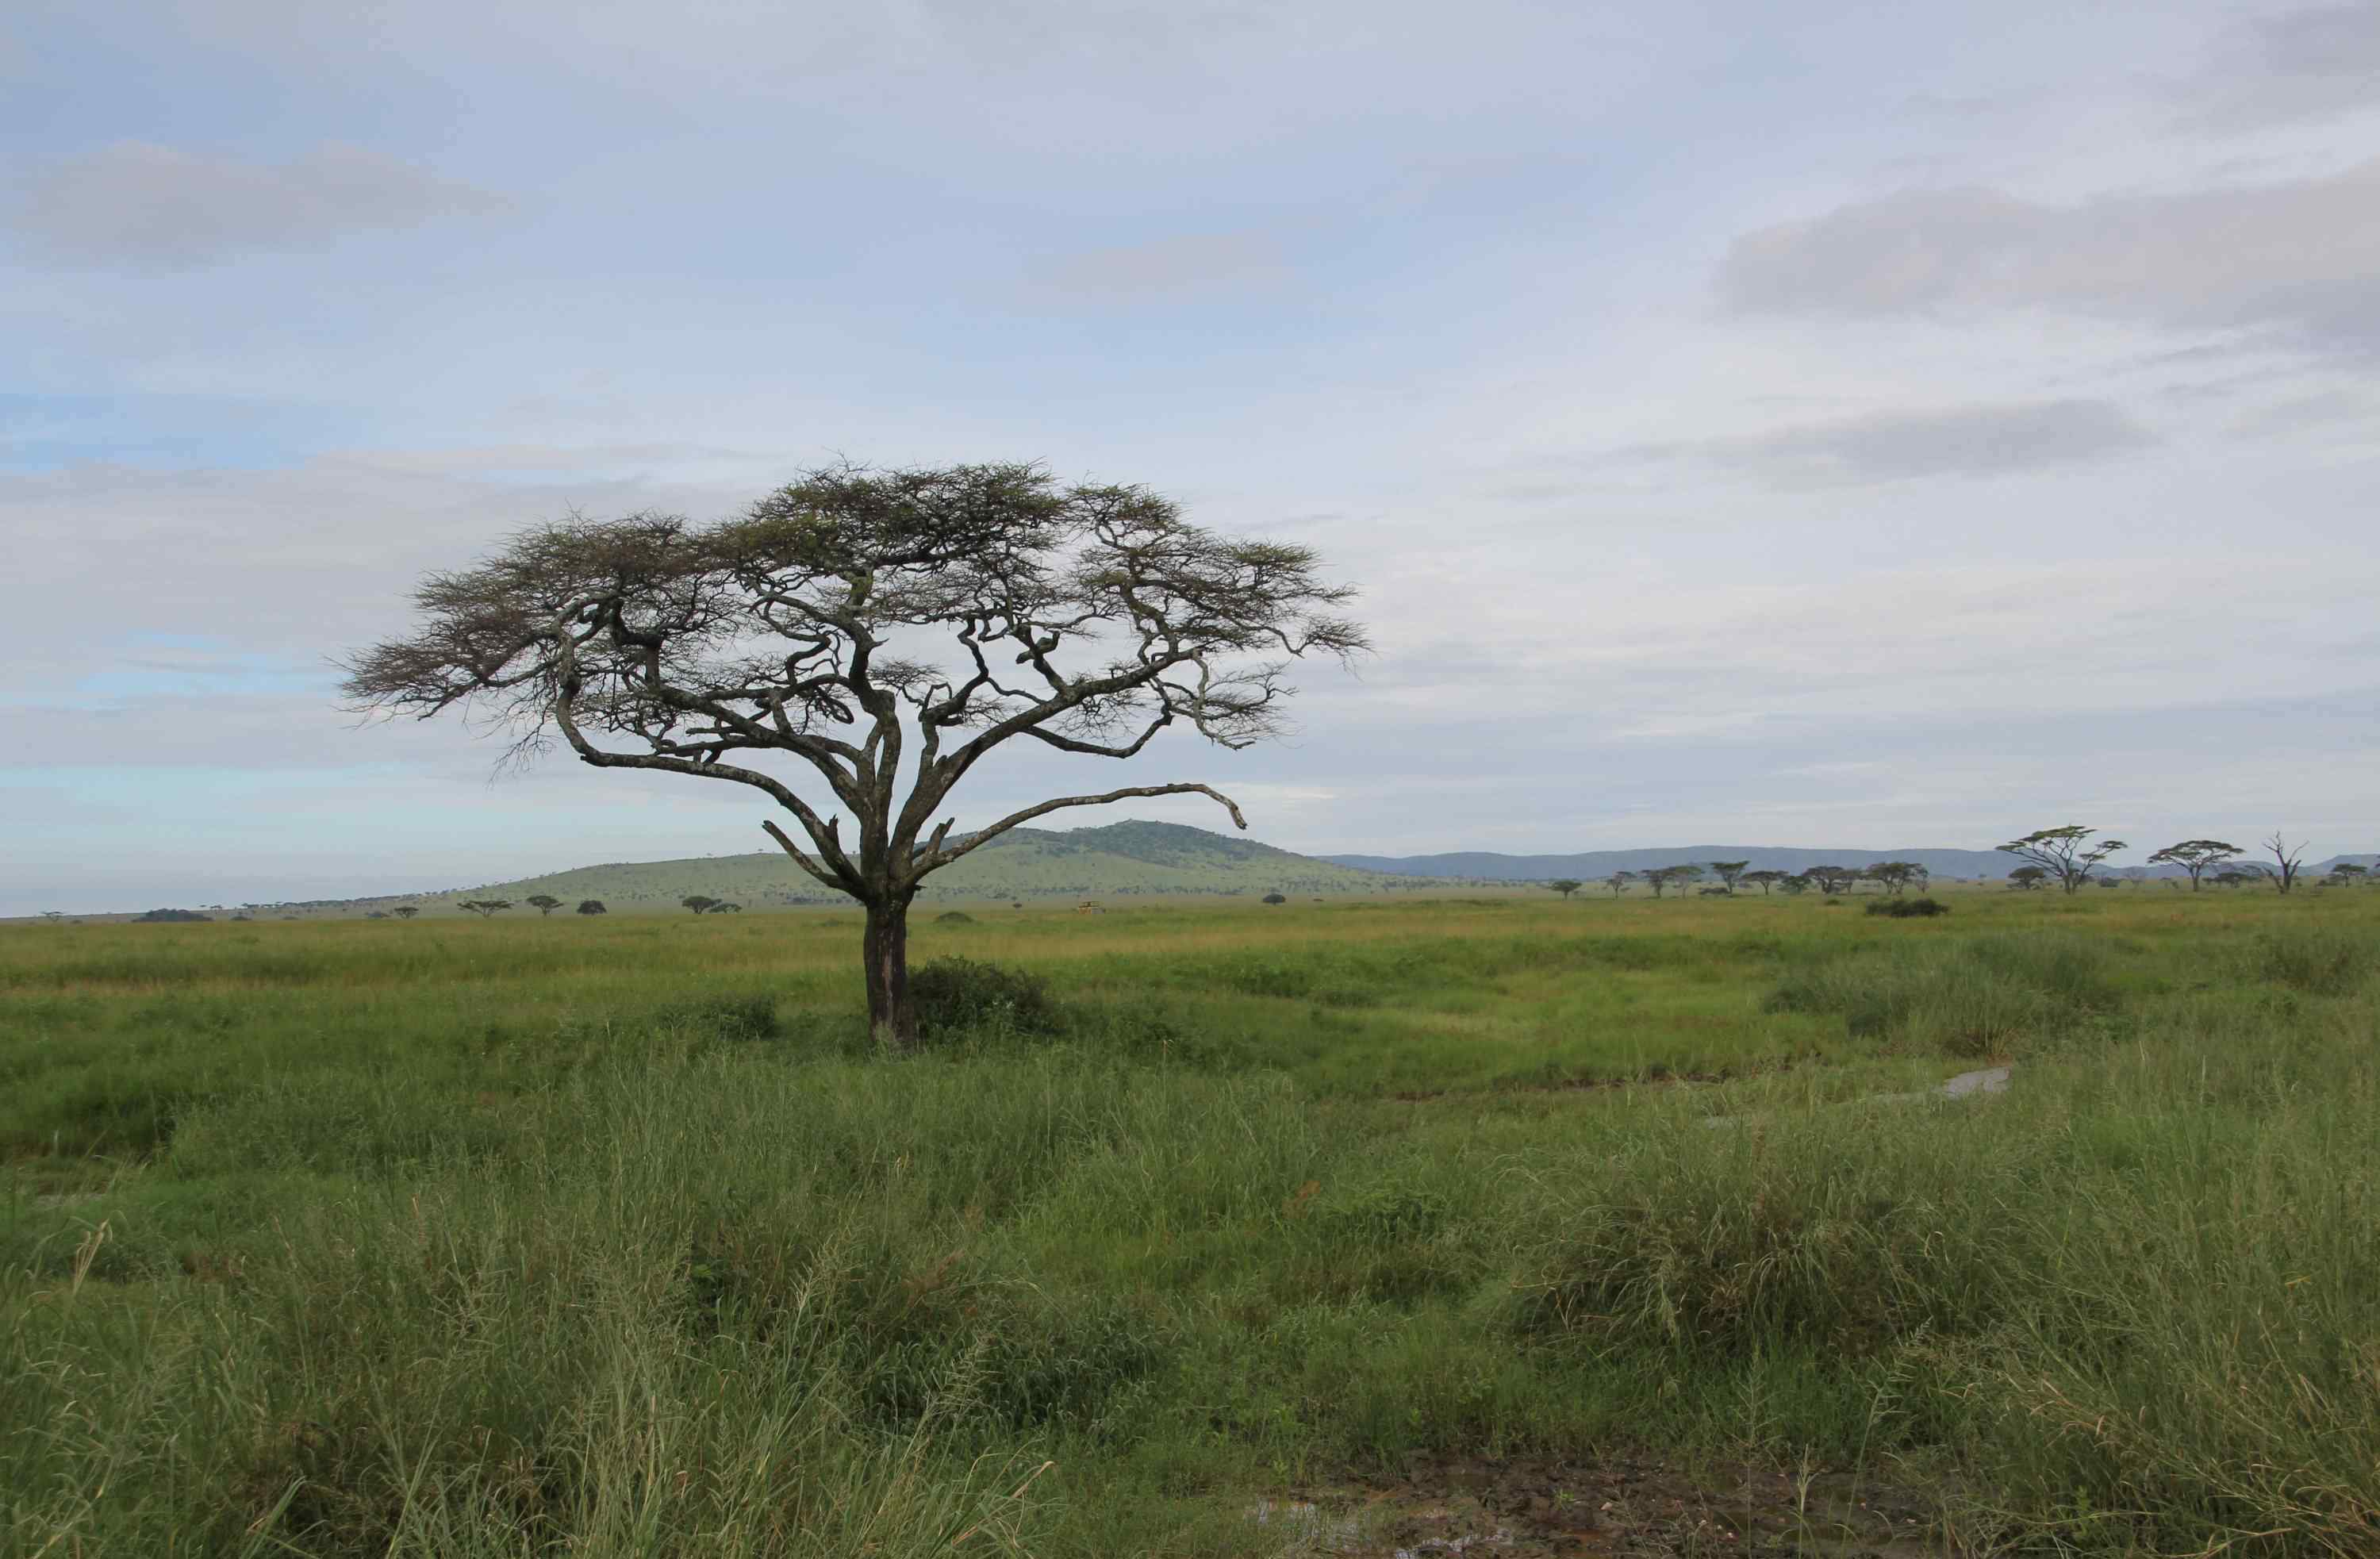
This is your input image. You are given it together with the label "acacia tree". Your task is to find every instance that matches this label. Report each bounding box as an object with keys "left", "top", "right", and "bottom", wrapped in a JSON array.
[
  {"left": 1642, "top": 864, "right": 1702, "bottom": 899},
  {"left": 2146, "top": 839, "right": 2240, "bottom": 892},
  {"left": 1707, "top": 859, "right": 1750, "bottom": 895},
  {"left": 2007, "top": 866, "right": 2049, "bottom": 891},
  {"left": 1997, "top": 827, "right": 2127, "bottom": 896},
  {"left": 1802, "top": 864, "right": 1856, "bottom": 896},
  {"left": 344, "top": 463, "right": 1365, "bottom": 1049},
  {"left": 392, "top": 905, "right": 420, "bottom": 920},
  {"left": 526, "top": 893, "right": 562, "bottom": 916},
  {"left": 1605, "top": 870, "right": 1635, "bottom": 897},
  {"left": 2264, "top": 832, "right": 2308, "bottom": 894},
  {"left": 577, "top": 900, "right": 608, "bottom": 915},
  {"left": 1741, "top": 870, "right": 1787, "bottom": 896},
  {"left": 1866, "top": 861, "right": 1923, "bottom": 897},
  {"left": 682, "top": 895, "right": 724, "bottom": 915},
  {"left": 1545, "top": 878, "right": 1584, "bottom": 900},
  {"left": 459, "top": 900, "right": 512, "bottom": 917},
  {"left": 2328, "top": 863, "right": 2368, "bottom": 887}
]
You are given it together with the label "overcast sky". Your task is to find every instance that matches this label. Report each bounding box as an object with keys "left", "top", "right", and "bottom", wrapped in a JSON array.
[{"left": 6, "top": 1, "right": 2377, "bottom": 913}]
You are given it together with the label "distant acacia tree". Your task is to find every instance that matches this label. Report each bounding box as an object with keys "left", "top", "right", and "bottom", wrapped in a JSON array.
[
  {"left": 525, "top": 893, "right": 562, "bottom": 916},
  {"left": 578, "top": 899, "right": 608, "bottom": 915},
  {"left": 1866, "top": 861, "right": 1924, "bottom": 897},
  {"left": 2007, "top": 866, "right": 2049, "bottom": 891},
  {"left": 392, "top": 905, "right": 420, "bottom": 920},
  {"left": 2145, "top": 839, "right": 2240, "bottom": 892},
  {"left": 682, "top": 895, "right": 724, "bottom": 916},
  {"left": 459, "top": 900, "right": 512, "bottom": 917},
  {"left": 1605, "top": 870, "right": 1636, "bottom": 897},
  {"left": 2213, "top": 869, "right": 2254, "bottom": 889},
  {"left": 1997, "top": 827, "right": 2127, "bottom": 896},
  {"left": 344, "top": 462, "right": 1364, "bottom": 1050},
  {"left": 366, "top": 910, "right": 389, "bottom": 920},
  {"left": 40, "top": 910, "right": 63, "bottom": 923},
  {"left": 1261, "top": 892, "right": 1287, "bottom": 905},
  {"left": 1707, "top": 860, "right": 1749, "bottom": 895},
  {"left": 1777, "top": 873, "right": 1812, "bottom": 896},
  {"left": 1641, "top": 864, "right": 1702, "bottom": 899},
  {"left": 2264, "top": 832, "right": 2309, "bottom": 894},
  {"left": 1739, "top": 870, "right": 1787, "bottom": 896},
  {"left": 2328, "top": 863, "right": 2368, "bottom": 886},
  {"left": 1545, "top": 878, "right": 1584, "bottom": 900},
  {"left": 1802, "top": 864, "right": 1856, "bottom": 896}
]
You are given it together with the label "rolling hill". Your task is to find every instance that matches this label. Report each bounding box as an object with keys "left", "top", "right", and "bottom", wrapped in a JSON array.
[
  {"left": 373, "top": 820, "right": 1453, "bottom": 916},
  {"left": 1321, "top": 844, "right": 2032, "bottom": 881}
]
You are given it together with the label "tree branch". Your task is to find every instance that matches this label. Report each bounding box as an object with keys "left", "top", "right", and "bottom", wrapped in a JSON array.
[{"left": 903, "top": 782, "right": 1246, "bottom": 887}]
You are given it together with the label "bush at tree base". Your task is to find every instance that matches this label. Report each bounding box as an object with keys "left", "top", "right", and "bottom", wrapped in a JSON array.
[{"left": 908, "top": 958, "right": 1064, "bottom": 1040}]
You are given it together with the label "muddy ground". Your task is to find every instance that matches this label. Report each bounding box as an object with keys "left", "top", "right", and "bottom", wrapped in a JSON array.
[{"left": 1248, "top": 1454, "right": 1957, "bottom": 1557}]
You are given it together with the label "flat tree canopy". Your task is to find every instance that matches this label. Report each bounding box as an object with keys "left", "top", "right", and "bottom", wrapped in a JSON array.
[{"left": 344, "top": 462, "right": 1365, "bottom": 1047}]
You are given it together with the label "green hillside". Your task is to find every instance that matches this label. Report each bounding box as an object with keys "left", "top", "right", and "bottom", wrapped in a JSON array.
[{"left": 377, "top": 820, "right": 1449, "bottom": 915}]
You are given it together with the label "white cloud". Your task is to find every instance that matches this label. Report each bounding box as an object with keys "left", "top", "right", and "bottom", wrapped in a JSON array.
[
  {"left": 10, "top": 141, "right": 510, "bottom": 271},
  {"left": 1020, "top": 232, "right": 1291, "bottom": 305},
  {"left": 1616, "top": 399, "right": 2156, "bottom": 488},
  {"left": 1718, "top": 160, "right": 2380, "bottom": 355}
]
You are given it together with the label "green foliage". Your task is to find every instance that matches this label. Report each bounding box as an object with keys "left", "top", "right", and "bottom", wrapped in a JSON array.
[
  {"left": 1865, "top": 896, "right": 1949, "bottom": 918},
  {"left": 907, "top": 958, "right": 1063, "bottom": 1040}
]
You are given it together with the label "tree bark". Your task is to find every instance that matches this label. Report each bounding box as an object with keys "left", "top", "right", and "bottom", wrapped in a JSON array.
[{"left": 863, "top": 895, "right": 916, "bottom": 1050}]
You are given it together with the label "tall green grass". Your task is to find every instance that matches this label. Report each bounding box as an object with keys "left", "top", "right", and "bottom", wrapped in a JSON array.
[{"left": 5, "top": 889, "right": 2378, "bottom": 1554}]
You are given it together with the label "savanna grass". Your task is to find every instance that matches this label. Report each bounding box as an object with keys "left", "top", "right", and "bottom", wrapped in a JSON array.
[{"left": 5, "top": 884, "right": 2378, "bottom": 1554}]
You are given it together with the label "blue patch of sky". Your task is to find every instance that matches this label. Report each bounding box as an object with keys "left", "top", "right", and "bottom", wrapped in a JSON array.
[{"left": 0, "top": 392, "right": 366, "bottom": 471}]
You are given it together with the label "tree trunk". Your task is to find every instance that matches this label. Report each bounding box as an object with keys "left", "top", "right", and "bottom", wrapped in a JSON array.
[{"left": 863, "top": 896, "right": 916, "bottom": 1050}]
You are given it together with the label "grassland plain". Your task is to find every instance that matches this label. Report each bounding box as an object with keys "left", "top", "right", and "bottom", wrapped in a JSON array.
[{"left": 3, "top": 885, "right": 2377, "bottom": 1557}]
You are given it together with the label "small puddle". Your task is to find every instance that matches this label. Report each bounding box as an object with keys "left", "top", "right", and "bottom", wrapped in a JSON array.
[{"left": 1704, "top": 1066, "right": 2012, "bottom": 1128}]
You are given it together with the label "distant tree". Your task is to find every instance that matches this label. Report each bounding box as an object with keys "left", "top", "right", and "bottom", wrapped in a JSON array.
[
  {"left": 2264, "top": 832, "right": 2309, "bottom": 894},
  {"left": 2331, "top": 863, "right": 2370, "bottom": 886},
  {"left": 366, "top": 910, "right": 389, "bottom": 920},
  {"left": 1642, "top": 864, "right": 1702, "bottom": 899},
  {"left": 1261, "top": 892, "right": 1287, "bottom": 905},
  {"left": 526, "top": 894, "right": 563, "bottom": 916},
  {"left": 343, "top": 461, "right": 1365, "bottom": 1051},
  {"left": 1545, "top": 878, "right": 1585, "bottom": 900},
  {"left": 2006, "top": 866, "right": 2050, "bottom": 891},
  {"left": 1741, "top": 870, "right": 1787, "bottom": 896},
  {"left": 717, "top": 902, "right": 742, "bottom": 912},
  {"left": 392, "top": 905, "right": 420, "bottom": 920},
  {"left": 1605, "top": 870, "right": 1636, "bottom": 897},
  {"left": 40, "top": 910, "right": 63, "bottom": 923},
  {"left": 2145, "top": 839, "right": 2240, "bottom": 892},
  {"left": 1997, "top": 827, "right": 2127, "bottom": 896},
  {"left": 1864, "top": 861, "right": 1924, "bottom": 896},
  {"left": 2094, "top": 875, "right": 2123, "bottom": 889},
  {"left": 578, "top": 899, "right": 608, "bottom": 915},
  {"left": 1777, "top": 873, "right": 1811, "bottom": 896},
  {"left": 1802, "top": 864, "right": 1857, "bottom": 896},
  {"left": 135, "top": 908, "right": 213, "bottom": 923},
  {"left": 459, "top": 900, "right": 513, "bottom": 917},
  {"left": 2213, "top": 869, "right": 2253, "bottom": 889},
  {"left": 1707, "top": 859, "right": 1750, "bottom": 894},
  {"left": 682, "top": 895, "right": 722, "bottom": 915}
]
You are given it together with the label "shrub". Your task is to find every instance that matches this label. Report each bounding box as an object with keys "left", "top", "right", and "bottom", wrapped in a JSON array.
[
  {"left": 1262, "top": 893, "right": 1288, "bottom": 906},
  {"left": 1865, "top": 897, "right": 1949, "bottom": 918},
  {"left": 935, "top": 911, "right": 976, "bottom": 925},
  {"left": 908, "top": 958, "right": 1062, "bottom": 1040},
  {"left": 1764, "top": 932, "right": 2119, "bottom": 1056},
  {"left": 2240, "top": 928, "right": 2369, "bottom": 996}
]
